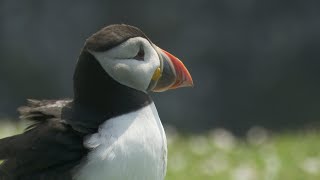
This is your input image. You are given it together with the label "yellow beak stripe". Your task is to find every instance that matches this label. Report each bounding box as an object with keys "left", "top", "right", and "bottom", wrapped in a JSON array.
[{"left": 152, "top": 67, "right": 162, "bottom": 81}]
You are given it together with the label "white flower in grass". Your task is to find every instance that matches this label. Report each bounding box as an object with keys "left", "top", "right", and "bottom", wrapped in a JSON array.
[
  {"left": 209, "top": 128, "right": 236, "bottom": 151},
  {"left": 247, "top": 126, "right": 269, "bottom": 145},
  {"left": 231, "top": 164, "right": 257, "bottom": 180},
  {"left": 300, "top": 157, "right": 320, "bottom": 175},
  {"left": 263, "top": 154, "right": 281, "bottom": 180},
  {"left": 257, "top": 142, "right": 280, "bottom": 180},
  {"left": 201, "top": 153, "right": 230, "bottom": 176},
  {"left": 188, "top": 135, "right": 210, "bottom": 155}
]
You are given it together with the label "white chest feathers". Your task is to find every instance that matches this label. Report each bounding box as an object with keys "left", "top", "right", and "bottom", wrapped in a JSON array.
[{"left": 74, "top": 103, "right": 167, "bottom": 180}]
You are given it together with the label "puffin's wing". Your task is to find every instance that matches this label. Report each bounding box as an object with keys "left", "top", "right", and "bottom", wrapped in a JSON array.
[{"left": 0, "top": 99, "right": 87, "bottom": 180}]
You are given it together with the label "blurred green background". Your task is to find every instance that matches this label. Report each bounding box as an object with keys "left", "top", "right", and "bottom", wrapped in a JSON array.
[{"left": 1, "top": 0, "right": 320, "bottom": 179}]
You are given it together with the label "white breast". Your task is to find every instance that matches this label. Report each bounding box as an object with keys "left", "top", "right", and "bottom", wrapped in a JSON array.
[{"left": 74, "top": 103, "right": 167, "bottom": 180}]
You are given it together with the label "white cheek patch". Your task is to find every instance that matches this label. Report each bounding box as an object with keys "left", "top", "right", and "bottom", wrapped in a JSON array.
[{"left": 90, "top": 37, "right": 160, "bottom": 92}]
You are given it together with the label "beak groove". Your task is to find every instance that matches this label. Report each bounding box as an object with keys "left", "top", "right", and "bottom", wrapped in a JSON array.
[
  {"left": 149, "top": 45, "right": 193, "bottom": 92},
  {"left": 161, "top": 49, "right": 194, "bottom": 89}
]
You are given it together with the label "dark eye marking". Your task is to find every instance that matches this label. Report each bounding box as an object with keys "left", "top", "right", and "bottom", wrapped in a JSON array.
[{"left": 133, "top": 47, "right": 145, "bottom": 61}]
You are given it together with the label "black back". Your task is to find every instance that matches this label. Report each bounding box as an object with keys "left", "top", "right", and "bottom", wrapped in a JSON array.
[{"left": 0, "top": 100, "right": 87, "bottom": 180}]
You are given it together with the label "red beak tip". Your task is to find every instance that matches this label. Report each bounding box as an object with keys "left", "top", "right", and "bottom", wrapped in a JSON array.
[
  {"left": 160, "top": 48, "right": 194, "bottom": 90},
  {"left": 185, "top": 80, "right": 194, "bottom": 88}
]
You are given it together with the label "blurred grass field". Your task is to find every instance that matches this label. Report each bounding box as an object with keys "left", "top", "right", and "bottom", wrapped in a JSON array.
[{"left": 0, "top": 122, "right": 320, "bottom": 180}]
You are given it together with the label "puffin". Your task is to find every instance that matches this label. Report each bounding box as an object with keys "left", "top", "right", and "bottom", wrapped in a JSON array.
[{"left": 0, "top": 24, "right": 193, "bottom": 180}]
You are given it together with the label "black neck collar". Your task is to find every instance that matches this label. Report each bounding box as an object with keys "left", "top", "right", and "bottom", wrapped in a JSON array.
[{"left": 67, "top": 50, "right": 152, "bottom": 133}]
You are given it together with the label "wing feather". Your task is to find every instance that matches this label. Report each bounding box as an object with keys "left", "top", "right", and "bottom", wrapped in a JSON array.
[{"left": 0, "top": 99, "right": 87, "bottom": 180}]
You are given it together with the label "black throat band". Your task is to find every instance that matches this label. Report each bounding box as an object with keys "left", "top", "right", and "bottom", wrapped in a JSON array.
[{"left": 66, "top": 50, "right": 152, "bottom": 134}]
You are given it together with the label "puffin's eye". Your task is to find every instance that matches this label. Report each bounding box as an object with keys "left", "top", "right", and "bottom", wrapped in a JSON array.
[{"left": 133, "top": 47, "right": 145, "bottom": 61}]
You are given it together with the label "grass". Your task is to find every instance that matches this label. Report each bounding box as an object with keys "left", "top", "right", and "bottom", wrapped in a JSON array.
[
  {"left": 166, "top": 128, "right": 320, "bottom": 180},
  {"left": 0, "top": 122, "right": 320, "bottom": 180}
]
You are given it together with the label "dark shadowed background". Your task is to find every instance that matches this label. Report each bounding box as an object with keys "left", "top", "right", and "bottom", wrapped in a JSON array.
[{"left": 1, "top": 0, "right": 320, "bottom": 134}]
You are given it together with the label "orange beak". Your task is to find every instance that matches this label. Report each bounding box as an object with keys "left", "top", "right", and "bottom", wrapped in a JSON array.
[{"left": 148, "top": 45, "right": 194, "bottom": 92}]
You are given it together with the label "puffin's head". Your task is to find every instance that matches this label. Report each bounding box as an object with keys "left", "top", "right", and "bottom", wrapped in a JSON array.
[{"left": 82, "top": 24, "right": 193, "bottom": 93}]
